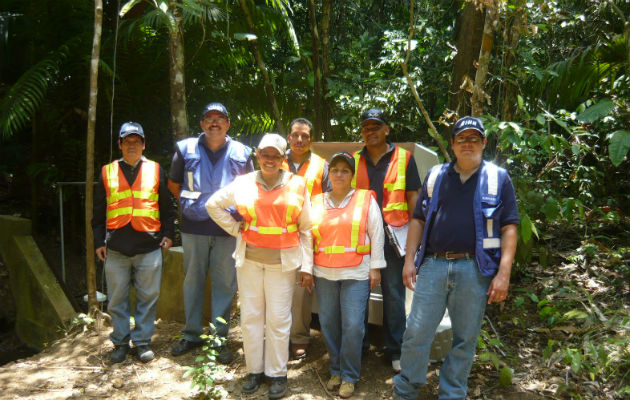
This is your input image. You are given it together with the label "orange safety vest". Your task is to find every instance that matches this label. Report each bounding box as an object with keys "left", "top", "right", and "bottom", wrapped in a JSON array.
[
  {"left": 311, "top": 189, "right": 373, "bottom": 268},
  {"left": 103, "top": 159, "right": 161, "bottom": 232},
  {"left": 236, "top": 174, "right": 306, "bottom": 249},
  {"left": 352, "top": 147, "right": 411, "bottom": 227},
  {"left": 281, "top": 152, "right": 326, "bottom": 197}
]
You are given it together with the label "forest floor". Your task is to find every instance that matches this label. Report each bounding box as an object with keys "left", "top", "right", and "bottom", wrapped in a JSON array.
[{"left": 0, "top": 244, "right": 628, "bottom": 400}]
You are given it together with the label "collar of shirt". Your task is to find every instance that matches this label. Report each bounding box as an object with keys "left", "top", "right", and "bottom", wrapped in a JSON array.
[
  {"left": 285, "top": 150, "right": 311, "bottom": 172},
  {"left": 323, "top": 189, "right": 355, "bottom": 209},
  {"left": 255, "top": 169, "right": 291, "bottom": 191},
  {"left": 359, "top": 142, "right": 395, "bottom": 165},
  {"left": 198, "top": 133, "right": 231, "bottom": 153},
  {"left": 119, "top": 156, "right": 146, "bottom": 169}
]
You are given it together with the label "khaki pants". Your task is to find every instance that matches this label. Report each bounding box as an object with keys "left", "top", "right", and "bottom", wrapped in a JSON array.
[
  {"left": 290, "top": 270, "right": 313, "bottom": 344},
  {"left": 237, "top": 260, "right": 295, "bottom": 377}
]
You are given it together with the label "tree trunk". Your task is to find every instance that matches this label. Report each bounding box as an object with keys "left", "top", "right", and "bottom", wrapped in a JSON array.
[
  {"left": 320, "top": 0, "right": 333, "bottom": 140},
  {"left": 501, "top": 10, "right": 525, "bottom": 121},
  {"left": 307, "top": 0, "right": 323, "bottom": 140},
  {"left": 448, "top": 1, "right": 484, "bottom": 119},
  {"left": 239, "top": 0, "right": 286, "bottom": 136},
  {"left": 85, "top": 0, "right": 103, "bottom": 313},
  {"left": 471, "top": 0, "right": 498, "bottom": 117},
  {"left": 168, "top": 3, "right": 189, "bottom": 141}
]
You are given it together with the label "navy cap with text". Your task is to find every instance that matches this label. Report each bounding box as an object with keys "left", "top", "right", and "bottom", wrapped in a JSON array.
[
  {"left": 119, "top": 122, "right": 145, "bottom": 140},
  {"left": 201, "top": 102, "right": 229, "bottom": 120},
  {"left": 329, "top": 151, "right": 355, "bottom": 174},
  {"left": 453, "top": 116, "right": 485, "bottom": 137},
  {"left": 360, "top": 108, "right": 388, "bottom": 125}
]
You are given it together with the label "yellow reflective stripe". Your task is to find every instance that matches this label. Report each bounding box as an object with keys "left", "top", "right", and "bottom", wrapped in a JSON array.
[
  {"left": 107, "top": 189, "right": 132, "bottom": 204},
  {"left": 351, "top": 190, "right": 367, "bottom": 250},
  {"left": 351, "top": 153, "right": 361, "bottom": 188},
  {"left": 383, "top": 202, "right": 408, "bottom": 211},
  {"left": 324, "top": 245, "right": 346, "bottom": 254},
  {"left": 311, "top": 194, "right": 325, "bottom": 249},
  {"left": 141, "top": 161, "right": 158, "bottom": 193},
  {"left": 384, "top": 148, "right": 407, "bottom": 191},
  {"left": 304, "top": 155, "right": 325, "bottom": 194},
  {"left": 107, "top": 207, "right": 132, "bottom": 219},
  {"left": 132, "top": 209, "right": 160, "bottom": 218},
  {"left": 256, "top": 226, "right": 283, "bottom": 235},
  {"left": 247, "top": 205, "right": 257, "bottom": 228},
  {"left": 357, "top": 244, "right": 371, "bottom": 253},
  {"left": 286, "top": 204, "right": 295, "bottom": 226},
  {"left": 286, "top": 224, "right": 298, "bottom": 233},
  {"left": 105, "top": 162, "right": 120, "bottom": 198},
  {"left": 131, "top": 190, "right": 159, "bottom": 201}
]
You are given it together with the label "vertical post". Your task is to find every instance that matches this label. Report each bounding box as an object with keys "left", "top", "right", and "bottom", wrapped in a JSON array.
[{"left": 58, "top": 184, "right": 66, "bottom": 282}]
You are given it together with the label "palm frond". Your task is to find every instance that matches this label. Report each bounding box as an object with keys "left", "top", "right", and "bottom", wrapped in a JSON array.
[{"left": 0, "top": 43, "right": 71, "bottom": 138}]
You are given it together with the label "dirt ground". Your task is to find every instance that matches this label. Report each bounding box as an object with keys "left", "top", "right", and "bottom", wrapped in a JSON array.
[{"left": 0, "top": 312, "right": 548, "bottom": 400}]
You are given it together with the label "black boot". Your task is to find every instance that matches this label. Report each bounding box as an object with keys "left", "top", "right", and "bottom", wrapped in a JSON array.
[
  {"left": 110, "top": 344, "right": 129, "bottom": 363},
  {"left": 242, "top": 373, "right": 264, "bottom": 394},
  {"left": 268, "top": 376, "right": 288, "bottom": 399}
]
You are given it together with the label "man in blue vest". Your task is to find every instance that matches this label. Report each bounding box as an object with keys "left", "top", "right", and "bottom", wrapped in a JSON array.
[
  {"left": 393, "top": 116, "right": 519, "bottom": 399},
  {"left": 168, "top": 103, "right": 254, "bottom": 363}
]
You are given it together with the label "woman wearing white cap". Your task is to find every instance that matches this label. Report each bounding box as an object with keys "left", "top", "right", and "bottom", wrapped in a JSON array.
[
  {"left": 310, "top": 151, "right": 385, "bottom": 398},
  {"left": 206, "top": 133, "right": 313, "bottom": 399}
]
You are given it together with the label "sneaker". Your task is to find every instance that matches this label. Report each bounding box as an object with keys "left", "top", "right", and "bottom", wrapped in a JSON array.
[
  {"left": 110, "top": 344, "right": 129, "bottom": 363},
  {"left": 242, "top": 373, "right": 264, "bottom": 394},
  {"left": 268, "top": 376, "right": 288, "bottom": 399},
  {"left": 392, "top": 359, "right": 401, "bottom": 373},
  {"left": 339, "top": 381, "right": 355, "bottom": 398},
  {"left": 215, "top": 345, "right": 233, "bottom": 364},
  {"left": 290, "top": 343, "right": 308, "bottom": 359},
  {"left": 326, "top": 375, "right": 341, "bottom": 391},
  {"left": 136, "top": 345, "right": 154, "bottom": 363},
  {"left": 170, "top": 339, "right": 203, "bottom": 356}
]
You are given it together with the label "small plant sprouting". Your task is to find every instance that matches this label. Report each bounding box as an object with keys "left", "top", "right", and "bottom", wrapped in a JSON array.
[{"left": 183, "top": 319, "right": 228, "bottom": 399}]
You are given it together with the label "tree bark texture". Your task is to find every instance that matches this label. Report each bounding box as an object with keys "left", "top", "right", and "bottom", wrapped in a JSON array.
[
  {"left": 307, "top": 0, "right": 323, "bottom": 140},
  {"left": 168, "top": 3, "right": 189, "bottom": 141},
  {"left": 320, "top": 0, "right": 333, "bottom": 140},
  {"left": 448, "top": 1, "right": 484, "bottom": 119},
  {"left": 471, "top": 0, "right": 498, "bottom": 117},
  {"left": 501, "top": 9, "right": 525, "bottom": 121},
  {"left": 239, "top": 0, "right": 286, "bottom": 136},
  {"left": 85, "top": 0, "right": 103, "bottom": 313}
]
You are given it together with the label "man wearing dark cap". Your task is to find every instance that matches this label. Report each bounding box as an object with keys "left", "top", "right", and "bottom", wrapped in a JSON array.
[
  {"left": 393, "top": 116, "right": 519, "bottom": 399},
  {"left": 353, "top": 108, "right": 422, "bottom": 372},
  {"left": 168, "top": 102, "right": 254, "bottom": 362},
  {"left": 92, "top": 122, "right": 176, "bottom": 363}
]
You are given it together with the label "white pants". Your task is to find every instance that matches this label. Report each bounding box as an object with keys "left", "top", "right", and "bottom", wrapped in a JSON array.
[{"left": 237, "top": 260, "right": 296, "bottom": 377}]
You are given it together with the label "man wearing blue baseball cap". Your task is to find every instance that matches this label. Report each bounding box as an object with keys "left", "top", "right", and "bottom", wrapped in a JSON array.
[
  {"left": 168, "top": 102, "right": 254, "bottom": 362},
  {"left": 92, "top": 122, "right": 176, "bottom": 363},
  {"left": 393, "top": 116, "right": 519, "bottom": 399}
]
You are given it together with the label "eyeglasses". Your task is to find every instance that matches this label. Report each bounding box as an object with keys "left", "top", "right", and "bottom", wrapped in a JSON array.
[
  {"left": 454, "top": 135, "right": 483, "bottom": 144},
  {"left": 203, "top": 117, "right": 227, "bottom": 124}
]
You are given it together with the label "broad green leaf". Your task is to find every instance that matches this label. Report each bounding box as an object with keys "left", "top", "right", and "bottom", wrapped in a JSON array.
[
  {"left": 517, "top": 95, "right": 524, "bottom": 110},
  {"left": 577, "top": 98, "right": 615, "bottom": 123},
  {"left": 542, "top": 197, "right": 560, "bottom": 220},
  {"left": 120, "top": 0, "right": 143, "bottom": 17},
  {"left": 564, "top": 310, "right": 588, "bottom": 319},
  {"left": 499, "top": 367, "right": 513, "bottom": 387},
  {"left": 607, "top": 130, "right": 630, "bottom": 166},
  {"left": 234, "top": 33, "right": 257, "bottom": 41}
]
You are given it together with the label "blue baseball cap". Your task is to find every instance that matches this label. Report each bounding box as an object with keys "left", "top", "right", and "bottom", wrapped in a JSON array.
[
  {"left": 360, "top": 108, "right": 388, "bottom": 125},
  {"left": 453, "top": 116, "right": 485, "bottom": 137},
  {"left": 201, "top": 102, "right": 229, "bottom": 120},
  {"left": 119, "top": 122, "right": 145, "bottom": 140}
]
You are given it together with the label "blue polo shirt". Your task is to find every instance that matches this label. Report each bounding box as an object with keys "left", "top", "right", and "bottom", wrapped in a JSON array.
[
  {"left": 357, "top": 143, "right": 422, "bottom": 211},
  {"left": 413, "top": 161, "right": 519, "bottom": 254},
  {"left": 169, "top": 134, "right": 254, "bottom": 235}
]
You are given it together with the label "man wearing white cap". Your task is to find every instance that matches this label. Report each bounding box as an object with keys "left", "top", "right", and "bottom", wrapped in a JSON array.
[{"left": 206, "top": 133, "right": 313, "bottom": 399}]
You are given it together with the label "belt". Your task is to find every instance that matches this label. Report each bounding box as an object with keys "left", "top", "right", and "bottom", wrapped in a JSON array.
[{"left": 428, "top": 252, "right": 472, "bottom": 260}]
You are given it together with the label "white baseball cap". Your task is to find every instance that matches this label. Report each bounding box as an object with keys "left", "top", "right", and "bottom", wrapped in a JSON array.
[{"left": 257, "top": 133, "right": 287, "bottom": 155}]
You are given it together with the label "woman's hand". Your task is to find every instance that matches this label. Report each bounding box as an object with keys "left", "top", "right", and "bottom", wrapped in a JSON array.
[
  {"left": 299, "top": 272, "right": 315, "bottom": 293},
  {"left": 369, "top": 269, "right": 381, "bottom": 290}
]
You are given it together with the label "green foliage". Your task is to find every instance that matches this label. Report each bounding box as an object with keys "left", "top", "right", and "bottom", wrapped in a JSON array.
[
  {"left": 182, "top": 321, "right": 227, "bottom": 399},
  {"left": 477, "top": 326, "right": 515, "bottom": 387}
]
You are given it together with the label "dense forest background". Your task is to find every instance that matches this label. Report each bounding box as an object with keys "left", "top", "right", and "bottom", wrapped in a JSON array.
[{"left": 0, "top": 0, "right": 629, "bottom": 397}]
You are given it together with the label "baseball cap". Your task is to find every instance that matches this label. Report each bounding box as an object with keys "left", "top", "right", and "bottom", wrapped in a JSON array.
[
  {"left": 257, "top": 133, "right": 287, "bottom": 155},
  {"left": 329, "top": 151, "right": 355, "bottom": 174},
  {"left": 119, "top": 122, "right": 145, "bottom": 140},
  {"left": 360, "top": 108, "right": 388, "bottom": 125},
  {"left": 201, "top": 102, "right": 229, "bottom": 120},
  {"left": 452, "top": 116, "right": 485, "bottom": 137}
]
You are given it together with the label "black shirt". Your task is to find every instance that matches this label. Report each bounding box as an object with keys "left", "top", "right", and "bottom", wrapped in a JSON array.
[{"left": 92, "top": 158, "right": 176, "bottom": 257}]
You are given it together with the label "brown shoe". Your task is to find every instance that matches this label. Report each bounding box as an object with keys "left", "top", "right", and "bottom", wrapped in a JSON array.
[
  {"left": 290, "top": 343, "right": 308, "bottom": 359},
  {"left": 339, "top": 381, "right": 355, "bottom": 398},
  {"left": 326, "top": 375, "right": 341, "bottom": 391}
]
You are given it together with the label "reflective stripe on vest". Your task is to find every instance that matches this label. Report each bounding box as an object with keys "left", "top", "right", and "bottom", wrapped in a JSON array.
[
  {"left": 352, "top": 147, "right": 410, "bottom": 227},
  {"left": 282, "top": 153, "right": 326, "bottom": 197},
  {"left": 311, "top": 189, "right": 372, "bottom": 268},
  {"left": 236, "top": 174, "right": 306, "bottom": 249},
  {"left": 103, "top": 160, "right": 161, "bottom": 232}
]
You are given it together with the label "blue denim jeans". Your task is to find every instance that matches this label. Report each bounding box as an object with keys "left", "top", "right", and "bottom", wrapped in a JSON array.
[
  {"left": 105, "top": 248, "right": 162, "bottom": 346},
  {"left": 393, "top": 256, "right": 492, "bottom": 400},
  {"left": 181, "top": 233, "right": 237, "bottom": 342},
  {"left": 315, "top": 277, "right": 370, "bottom": 383},
  {"left": 380, "top": 242, "right": 406, "bottom": 360}
]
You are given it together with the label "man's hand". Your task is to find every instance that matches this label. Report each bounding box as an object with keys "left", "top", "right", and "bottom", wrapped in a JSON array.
[
  {"left": 402, "top": 260, "right": 417, "bottom": 291},
  {"left": 160, "top": 237, "right": 173, "bottom": 251},
  {"left": 299, "top": 272, "right": 315, "bottom": 293},
  {"left": 369, "top": 269, "right": 381, "bottom": 290},
  {"left": 95, "top": 246, "right": 107, "bottom": 262},
  {"left": 486, "top": 271, "right": 510, "bottom": 304}
]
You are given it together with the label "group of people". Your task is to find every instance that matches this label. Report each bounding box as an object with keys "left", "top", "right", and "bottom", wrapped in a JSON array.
[{"left": 92, "top": 103, "right": 519, "bottom": 400}]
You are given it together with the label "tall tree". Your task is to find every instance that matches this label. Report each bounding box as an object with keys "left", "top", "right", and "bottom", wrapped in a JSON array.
[
  {"left": 471, "top": 0, "right": 498, "bottom": 117},
  {"left": 85, "top": 0, "right": 103, "bottom": 312},
  {"left": 307, "top": 0, "right": 323, "bottom": 138}
]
